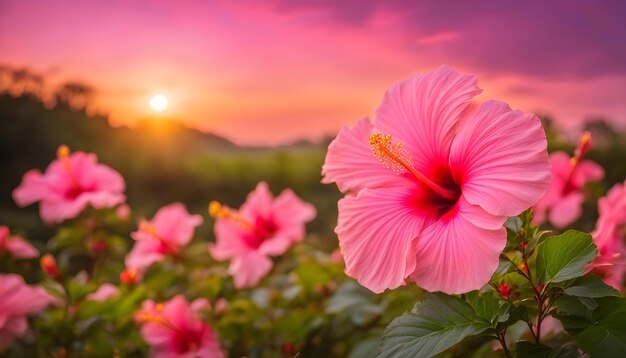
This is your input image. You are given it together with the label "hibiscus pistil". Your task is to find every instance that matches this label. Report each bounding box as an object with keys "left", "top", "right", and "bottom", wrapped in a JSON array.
[
  {"left": 369, "top": 132, "right": 458, "bottom": 200},
  {"left": 209, "top": 201, "right": 254, "bottom": 230},
  {"left": 137, "top": 304, "right": 181, "bottom": 332},
  {"left": 563, "top": 131, "right": 592, "bottom": 194},
  {"left": 56, "top": 145, "right": 80, "bottom": 190},
  {"left": 139, "top": 220, "right": 180, "bottom": 255}
]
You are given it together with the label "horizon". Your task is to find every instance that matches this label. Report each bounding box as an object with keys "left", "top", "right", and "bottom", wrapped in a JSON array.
[{"left": 2, "top": 0, "right": 626, "bottom": 145}]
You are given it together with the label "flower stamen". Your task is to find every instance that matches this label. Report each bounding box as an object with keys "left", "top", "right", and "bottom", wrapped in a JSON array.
[
  {"left": 564, "top": 131, "right": 592, "bottom": 194},
  {"left": 209, "top": 201, "right": 254, "bottom": 230},
  {"left": 139, "top": 220, "right": 180, "bottom": 255},
  {"left": 369, "top": 133, "right": 458, "bottom": 200},
  {"left": 57, "top": 145, "right": 80, "bottom": 190}
]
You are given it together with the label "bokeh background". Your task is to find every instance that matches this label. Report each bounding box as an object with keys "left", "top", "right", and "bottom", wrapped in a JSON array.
[{"left": 2, "top": 0, "right": 626, "bottom": 245}]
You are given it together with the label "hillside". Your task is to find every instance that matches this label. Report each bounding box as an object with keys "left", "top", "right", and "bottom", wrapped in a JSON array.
[{"left": 0, "top": 95, "right": 340, "bottom": 243}]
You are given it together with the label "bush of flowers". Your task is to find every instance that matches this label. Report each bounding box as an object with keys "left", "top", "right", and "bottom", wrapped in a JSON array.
[{"left": 1, "top": 66, "right": 625, "bottom": 357}]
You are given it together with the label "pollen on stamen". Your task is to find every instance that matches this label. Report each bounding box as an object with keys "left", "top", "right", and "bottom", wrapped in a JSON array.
[
  {"left": 139, "top": 220, "right": 158, "bottom": 237},
  {"left": 209, "top": 201, "right": 254, "bottom": 230},
  {"left": 369, "top": 132, "right": 414, "bottom": 174}
]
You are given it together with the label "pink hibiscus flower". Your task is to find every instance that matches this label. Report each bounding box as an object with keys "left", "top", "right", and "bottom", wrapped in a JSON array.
[
  {"left": 0, "top": 225, "right": 38, "bottom": 259},
  {"left": 0, "top": 274, "right": 56, "bottom": 350},
  {"left": 135, "top": 295, "right": 224, "bottom": 358},
  {"left": 209, "top": 182, "right": 316, "bottom": 288},
  {"left": 533, "top": 133, "right": 604, "bottom": 227},
  {"left": 322, "top": 66, "right": 551, "bottom": 294},
  {"left": 13, "top": 145, "right": 126, "bottom": 224},
  {"left": 589, "top": 179, "right": 626, "bottom": 290},
  {"left": 86, "top": 283, "right": 120, "bottom": 302},
  {"left": 126, "top": 203, "right": 203, "bottom": 270}
]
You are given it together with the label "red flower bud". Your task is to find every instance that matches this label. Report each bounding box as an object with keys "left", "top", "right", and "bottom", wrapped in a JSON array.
[
  {"left": 282, "top": 342, "right": 296, "bottom": 355},
  {"left": 91, "top": 239, "right": 107, "bottom": 254},
  {"left": 498, "top": 283, "right": 512, "bottom": 298},
  {"left": 120, "top": 268, "right": 141, "bottom": 285},
  {"left": 40, "top": 254, "right": 61, "bottom": 280}
]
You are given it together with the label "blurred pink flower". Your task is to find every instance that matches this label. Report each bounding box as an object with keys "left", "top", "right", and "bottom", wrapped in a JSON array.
[
  {"left": 116, "top": 204, "right": 131, "bottom": 221},
  {"left": 13, "top": 145, "right": 126, "bottom": 224},
  {"left": 0, "top": 225, "right": 38, "bottom": 259},
  {"left": 589, "top": 179, "right": 626, "bottom": 290},
  {"left": 86, "top": 283, "right": 120, "bottom": 302},
  {"left": 533, "top": 146, "right": 604, "bottom": 228},
  {"left": 0, "top": 274, "right": 56, "bottom": 350},
  {"left": 126, "top": 203, "right": 203, "bottom": 270},
  {"left": 135, "top": 295, "right": 224, "bottom": 358},
  {"left": 322, "top": 66, "right": 551, "bottom": 294},
  {"left": 209, "top": 182, "right": 316, "bottom": 288}
]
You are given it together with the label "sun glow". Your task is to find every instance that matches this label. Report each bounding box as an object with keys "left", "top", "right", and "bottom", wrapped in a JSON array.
[{"left": 149, "top": 94, "right": 169, "bottom": 112}]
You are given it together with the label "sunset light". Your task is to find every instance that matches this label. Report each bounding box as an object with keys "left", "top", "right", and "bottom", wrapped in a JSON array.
[
  {"left": 149, "top": 95, "right": 168, "bottom": 113},
  {"left": 1, "top": 2, "right": 626, "bottom": 356}
]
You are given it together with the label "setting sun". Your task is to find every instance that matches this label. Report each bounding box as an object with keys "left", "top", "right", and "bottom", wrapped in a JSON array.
[{"left": 149, "top": 94, "right": 168, "bottom": 112}]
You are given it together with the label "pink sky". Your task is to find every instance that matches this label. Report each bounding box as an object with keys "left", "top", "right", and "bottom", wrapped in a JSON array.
[{"left": 2, "top": 0, "right": 625, "bottom": 145}]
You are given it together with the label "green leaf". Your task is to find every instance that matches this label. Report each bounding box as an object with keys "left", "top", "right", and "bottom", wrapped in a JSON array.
[
  {"left": 535, "top": 230, "right": 597, "bottom": 284},
  {"left": 515, "top": 341, "right": 578, "bottom": 358},
  {"left": 576, "top": 326, "right": 626, "bottom": 358},
  {"left": 465, "top": 292, "right": 510, "bottom": 325},
  {"left": 562, "top": 275, "right": 620, "bottom": 298},
  {"left": 555, "top": 296, "right": 626, "bottom": 357},
  {"left": 378, "top": 293, "right": 496, "bottom": 358}
]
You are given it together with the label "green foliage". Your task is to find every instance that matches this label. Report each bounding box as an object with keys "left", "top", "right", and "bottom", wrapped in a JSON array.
[
  {"left": 555, "top": 296, "right": 626, "bottom": 357},
  {"left": 514, "top": 341, "right": 578, "bottom": 357},
  {"left": 379, "top": 293, "right": 504, "bottom": 357},
  {"left": 536, "top": 230, "right": 597, "bottom": 284}
]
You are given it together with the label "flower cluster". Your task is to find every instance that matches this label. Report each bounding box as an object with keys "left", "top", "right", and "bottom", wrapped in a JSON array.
[{"left": 1, "top": 67, "right": 625, "bottom": 357}]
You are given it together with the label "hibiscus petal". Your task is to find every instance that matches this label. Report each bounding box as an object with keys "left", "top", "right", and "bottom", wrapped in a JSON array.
[
  {"left": 572, "top": 159, "right": 604, "bottom": 188},
  {"left": 39, "top": 197, "right": 89, "bottom": 224},
  {"left": 12, "top": 170, "right": 51, "bottom": 207},
  {"left": 125, "top": 240, "right": 166, "bottom": 270},
  {"left": 270, "top": 188, "right": 316, "bottom": 241},
  {"left": 240, "top": 182, "right": 274, "bottom": 220},
  {"left": 72, "top": 153, "right": 126, "bottom": 194},
  {"left": 6, "top": 237, "right": 39, "bottom": 259},
  {"left": 411, "top": 196, "right": 506, "bottom": 294},
  {"left": 549, "top": 192, "right": 584, "bottom": 228},
  {"left": 229, "top": 253, "right": 273, "bottom": 289},
  {"left": 152, "top": 203, "right": 203, "bottom": 246},
  {"left": 450, "top": 100, "right": 551, "bottom": 217},
  {"left": 322, "top": 118, "right": 407, "bottom": 193},
  {"left": 375, "top": 66, "right": 481, "bottom": 171},
  {"left": 209, "top": 219, "right": 250, "bottom": 261},
  {"left": 336, "top": 186, "right": 431, "bottom": 293}
]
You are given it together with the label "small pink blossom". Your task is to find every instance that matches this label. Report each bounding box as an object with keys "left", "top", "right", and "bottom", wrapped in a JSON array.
[
  {"left": 322, "top": 66, "right": 551, "bottom": 294},
  {"left": 116, "top": 204, "right": 131, "bottom": 221},
  {"left": 86, "top": 283, "right": 120, "bottom": 302},
  {"left": 211, "top": 298, "right": 228, "bottom": 315},
  {"left": 0, "top": 225, "right": 38, "bottom": 259},
  {"left": 533, "top": 133, "right": 604, "bottom": 228},
  {"left": 0, "top": 274, "right": 56, "bottom": 350},
  {"left": 126, "top": 203, "right": 203, "bottom": 270},
  {"left": 135, "top": 295, "right": 224, "bottom": 358},
  {"left": 13, "top": 145, "right": 126, "bottom": 224},
  {"left": 209, "top": 182, "right": 316, "bottom": 288},
  {"left": 589, "top": 179, "right": 626, "bottom": 290}
]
